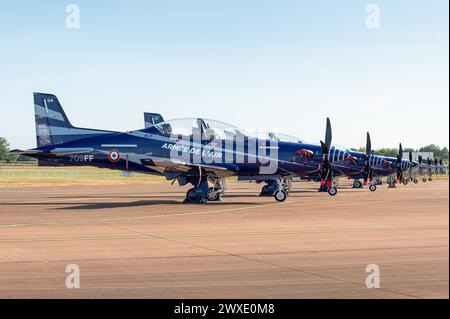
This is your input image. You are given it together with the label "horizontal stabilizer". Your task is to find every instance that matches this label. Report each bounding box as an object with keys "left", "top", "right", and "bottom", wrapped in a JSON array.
[{"left": 10, "top": 148, "right": 94, "bottom": 156}]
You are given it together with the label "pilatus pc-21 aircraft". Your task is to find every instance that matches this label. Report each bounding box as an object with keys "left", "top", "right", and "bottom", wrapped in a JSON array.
[
  {"left": 248, "top": 131, "right": 410, "bottom": 192},
  {"left": 144, "top": 113, "right": 415, "bottom": 195},
  {"left": 332, "top": 140, "right": 417, "bottom": 189},
  {"left": 12, "top": 93, "right": 357, "bottom": 203}
]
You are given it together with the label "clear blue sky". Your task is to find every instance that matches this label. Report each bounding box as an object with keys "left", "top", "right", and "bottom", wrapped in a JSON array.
[{"left": 0, "top": 0, "right": 448, "bottom": 149}]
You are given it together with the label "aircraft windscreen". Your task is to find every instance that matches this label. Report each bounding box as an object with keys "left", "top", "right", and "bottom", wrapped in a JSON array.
[
  {"left": 254, "top": 132, "right": 302, "bottom": 143},
  {"left": 276, "top": 133, "right": 303, "bottom": 143}
]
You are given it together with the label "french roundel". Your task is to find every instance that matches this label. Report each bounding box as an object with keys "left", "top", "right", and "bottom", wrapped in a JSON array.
[{"left": 108, "top": 150, "right": 121, "bottom": 163}]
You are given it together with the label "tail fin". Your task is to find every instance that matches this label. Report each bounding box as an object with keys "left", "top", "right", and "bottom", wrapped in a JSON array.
[
  {"left": 34, "top": 93, "right": 114, "bottom": 147},
  {"left": 144, "top": 112, "right": 164, "bottom": 128}
]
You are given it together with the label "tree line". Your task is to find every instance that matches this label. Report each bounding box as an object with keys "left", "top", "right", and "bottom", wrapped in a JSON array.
[{"left": 350, "top": 144, "right": 449, "bottom": 161}]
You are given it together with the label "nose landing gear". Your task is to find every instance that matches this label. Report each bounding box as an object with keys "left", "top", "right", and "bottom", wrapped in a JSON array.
[
  {"left": 206, "top": 177, "right": 225, "bottom": 202},
  {"left": 274, "top": 189, "right": 288, "bottom": 202},
  {"left": 259, "top": 178, "right": 291, "bottom": 202},
  {"left": 327, "top": 186, "right": 338, "bottom": 196}
]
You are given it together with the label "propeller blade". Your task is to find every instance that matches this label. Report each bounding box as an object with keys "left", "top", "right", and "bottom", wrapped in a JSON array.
[
  {"left": 325, "top": 117, "right": 332, "bottom": 148},
  {"left": 320, "top": 140, "right": 329, "bottom": 154},
  {"left": 399, "top": 143, "right": 403, "bottom": 160},
  {"left": 409, "top": 152, "right": 412, "bottom": 163},
  {"left": 366, "top": 132, "right": 372, "bottom": 156}
]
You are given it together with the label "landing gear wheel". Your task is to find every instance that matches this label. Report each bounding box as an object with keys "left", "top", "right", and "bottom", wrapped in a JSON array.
[
  {"left": 353, "top": 180, "right": 363, "bottom": 189},
  {"left": 274, "top": 190, "right": 287, "bottom": 202},
  {"left": 327, "top": 186, "right": 338, "bottom": 196},
  {"left": 369, "top": 184, "right": 377, "bottom": 192},
  {"left": 186, "top": 188, "right": 197, "bottom": 202},
  {"left": 422, "top": 178, "right": 427, "bottom": 183},
  {"left": 413, "top": 178, "right": 418, "bottom": 184},
  {"left": 206, "top": 188, "right": 220, "bottom": 201},
  {"left": 403, "top": 179, "right": 408, "bottom": 185},
  {"left": 428, "top": 177, "right": 433, "bottom": 181},
  {"left": 260, "top": 185, "right": 273, "bottom": 196}
]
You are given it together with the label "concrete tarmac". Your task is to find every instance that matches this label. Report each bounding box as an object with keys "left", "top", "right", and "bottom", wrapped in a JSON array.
[{"left": 0, "top": 179, "right": 448, "bottom": 298}]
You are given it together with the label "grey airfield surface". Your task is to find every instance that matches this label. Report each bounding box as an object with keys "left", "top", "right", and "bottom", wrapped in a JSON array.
[{"left": 0, "top": 179, "right": 448, "bottom": 298}]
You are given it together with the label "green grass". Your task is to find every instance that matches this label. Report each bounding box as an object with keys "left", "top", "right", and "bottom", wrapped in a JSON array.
[{"left": 0, "top": 165, "right": 166, "bottom": 187}]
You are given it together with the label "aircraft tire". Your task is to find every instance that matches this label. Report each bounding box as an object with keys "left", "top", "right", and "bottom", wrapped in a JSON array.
[
  {"left": 185, "top": 188, "right": 200, "bottom": 203},
  {"left": 413, "top": 178, "right": 418, "bottom": 184},
  {"left": 353, "top": 180, "right": 363, "bottom": 189},
  {"left": 206, "top": 188, "right": 220, "bottom": 201},
  {"left": 261, "top": 185, "right": 273, "bottom": 196},
  {"left": 274, "top": 190, "right": 287, "bottom": 202},
  {"left": 422, "top": 178, "right": 427, "bottom": 182},
  {"left": 369, "top": 184, "right": 377, "bottom": 192},
  {"left": 327, "top": 187, "right": 338, "bottom": 196}
]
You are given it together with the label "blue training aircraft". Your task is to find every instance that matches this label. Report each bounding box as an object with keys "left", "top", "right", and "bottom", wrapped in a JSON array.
[
  {"left": 13, "top": 93, "right": 356, "bottom": 203},
  {"left": 144, "top": 113, "right": 419, "bottom": 195},
  {"left": 219, "top": 130, "right": 412, "bottom": 192}
]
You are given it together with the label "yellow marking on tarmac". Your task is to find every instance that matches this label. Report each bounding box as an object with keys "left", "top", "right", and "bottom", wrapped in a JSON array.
[
  {"left": 0, "top": 225, "right": 446, "bottom": 243},
  {"left": 0, "top": 201, "right": 292, "bottom": 230}
]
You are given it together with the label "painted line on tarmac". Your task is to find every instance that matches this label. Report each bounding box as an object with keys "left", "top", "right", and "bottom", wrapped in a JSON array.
[{"left": 0, "top": 225, "right": 446, "bottom": 243}]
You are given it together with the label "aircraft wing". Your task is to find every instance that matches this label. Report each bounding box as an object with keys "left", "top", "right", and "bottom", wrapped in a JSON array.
[{"left": 143, "top": 157, "right": 235, "bottom": 177}]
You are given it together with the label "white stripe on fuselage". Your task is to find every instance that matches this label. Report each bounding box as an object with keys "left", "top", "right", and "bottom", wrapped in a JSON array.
[{"left": 101, "top": 144, "right": 138, "bottom": 148}]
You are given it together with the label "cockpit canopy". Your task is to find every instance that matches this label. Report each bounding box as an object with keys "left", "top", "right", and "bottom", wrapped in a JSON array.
[
  {"left": 150, "top": 118, "right": 251, "bottom": 141},
  {"left": 254, "top": 132, "right": 303, "bottom": 143}
]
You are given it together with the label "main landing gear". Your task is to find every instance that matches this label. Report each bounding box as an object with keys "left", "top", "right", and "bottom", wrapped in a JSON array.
[
  {"left": 387, "top": 176, "right": 396, "bottom": 188},
  {"left": 352, "top": 179, "right": 378, "bottom": 191},
  {"left": 352, "top": 179, "right": 363, "bottom": 189},
  {"left": 182, "top": 172, "right": 210, "bottom": 204},
  {"left": 185, "top": 187, "right": 208, "bottom": 204}
]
